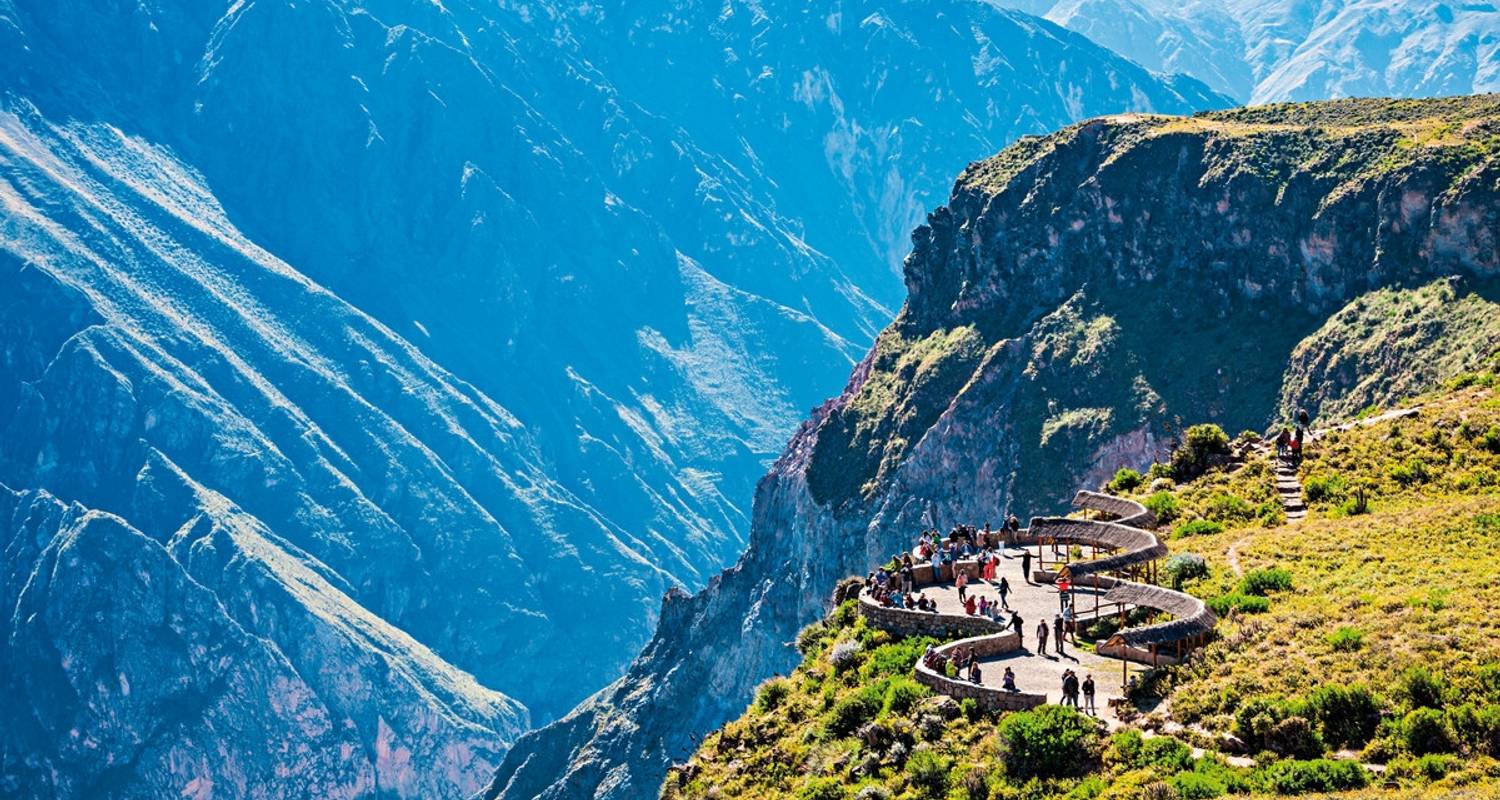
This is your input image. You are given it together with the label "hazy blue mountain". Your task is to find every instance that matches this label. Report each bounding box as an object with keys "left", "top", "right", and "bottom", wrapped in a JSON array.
[
  {"left": 0, "top": 0, "right": 1227, "bottom": 795},
  {"left": 993, "top": 0, "right": 1500, "bottom": 103}
]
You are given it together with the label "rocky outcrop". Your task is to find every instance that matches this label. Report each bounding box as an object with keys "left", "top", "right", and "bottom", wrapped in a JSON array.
[{"left": 490, "top": 96, "right": 1500, "bottom": 800}]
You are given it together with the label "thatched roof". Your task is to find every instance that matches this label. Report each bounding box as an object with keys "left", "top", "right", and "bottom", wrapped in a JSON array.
[
  {"left": 1072, "top": 490, "right": 1156, "bottom": 528},
  {"left": 1026, "top": 517, "right": 1168, "bottom": 577},
  {"left": 1102, "top": 582, "right": 1218, "bottom": 648}
]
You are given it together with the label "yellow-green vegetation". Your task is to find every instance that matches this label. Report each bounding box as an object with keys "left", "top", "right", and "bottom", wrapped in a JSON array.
[
  {"left": 960, "top": 95, "right": 1500, "bottom": 202},
  {"left": 670, "top": 376, "right": 1500, "bottom": 799},
  {"left": 1132, "top": 377, "right": 1500, "bottom": 794},
  {"left": 661, "top": 594, "right": 1383, "bottom": 800}
]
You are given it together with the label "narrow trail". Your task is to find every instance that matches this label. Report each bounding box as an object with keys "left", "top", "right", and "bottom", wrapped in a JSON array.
[{"left": 1229, "top": 405, "right": 1424, "bottom": 575}]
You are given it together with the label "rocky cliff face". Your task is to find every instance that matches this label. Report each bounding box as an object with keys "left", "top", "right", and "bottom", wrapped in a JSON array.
[{"left": 490, "top": 95, "right": 1500, "bottom": 800}]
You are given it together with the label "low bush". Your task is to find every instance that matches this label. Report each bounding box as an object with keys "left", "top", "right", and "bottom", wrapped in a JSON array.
[
  {"left": 1448, "top": 703, "right": 1500, "bottom": 757},
  {"left": 1398, "top": 666, "right": 1447, "bottom": 710},
  {"left": 1238, "top": 567, "right": 1292, "bottom": 596},
  {"left": 995, "top": 705, "right": 1099, "bottom": 780},
  {"left": 1258, "top": 759, "right": 1369, "bottom": 794},
  {"left": 882, "top": 676, "right": 930, "bottom": 717},
  {"left": 1326, "top": 626, "right": 1364, "bottom": 652},
  {"left": 1144, "top": 491, "right": 1181, "bottom": 525},
  {"left": 904, "top": 749, "right": 950, "bottom": 798},
  {"left": 825, "top": 685, "right": 882, "bottom": 737},
  {"left": 1302, "top": 473, "right": 1348, "bottom": 504},
  {"left": 862, "top": 636, "right": 936, "bottom": 680},
  {"left": 1304, "top": 683, "right": 1380, "bottom": 748},
  {"left": 1483, "top": 425, "right": 1500, "bottom": 454},
  {"left": 756, "top": 678, "right": 792, "bottom": 711},
  {"left": 1233, "top": 695, "right": 1304, "bottom": 753},
  {"left": 1109, "top": 468, "right": 1144, "bottom": 493},
  {"left": 798, "top": 776, "right": 848, "bottom": 800},
  {"left": 1165, "top": 554, "right": 1210, "bottom": 588},
  {"left": 829, "top": 641, "right": 863, "bottom": 673},
  {"left": 1206, "top": 593, "right": 1270, "bottom": 615},
  {"left": 1172, "top": 519, "right": 1224, "bottom": 538},
  {"left": 1402, "top": 707, "right": 1457, "bottom": 755},
  {"left": 1170, "top": 771, "right": 1226, "bottom": 799},
  {"left": 1387, "top": 753, "right": 1461, "bottom": 783},
  {"left": 1388, "top": 458, "right": 1431, "bottom": 486},
  {"left": 1205, "top": 493, "right": 1254, "bottom": 523}
]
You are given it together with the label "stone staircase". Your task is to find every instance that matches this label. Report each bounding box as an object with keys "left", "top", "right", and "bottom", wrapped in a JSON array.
[{"left": 1275, "top": 459, "right": 1307, "bottom": 523}]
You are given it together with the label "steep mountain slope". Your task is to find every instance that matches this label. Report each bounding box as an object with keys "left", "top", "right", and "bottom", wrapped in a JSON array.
[
  {"left": 489, "top": 95, "right": 1500, "bottom": 800},
  {"left": 0, "top": 0, "right": 1227, "bottom": 728},
  {"left": 994, "top": 0, "right": 1500, "bottom": 104}
]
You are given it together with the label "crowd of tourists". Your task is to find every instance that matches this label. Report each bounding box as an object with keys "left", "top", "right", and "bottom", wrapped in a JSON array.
[{"left": 861, "top": 514, "right": 1116, "bottom": 711}]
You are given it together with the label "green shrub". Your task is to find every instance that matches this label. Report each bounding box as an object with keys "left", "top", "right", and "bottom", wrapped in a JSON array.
[
  {"left": 863, "top": 636, "right": 937, "bottom": 680},
  {"left": 1402, "top": 707, "right": 1457, "bottom": 755},
  {"left": 882, "top": 676, "right": 930, "bottom": 717},
  {"left": 1448, "top": 703, "right": 1500, "bottom": 757},
  {"left": 1205, "top": 493, "right": 1254, "bottom": 523},
  {"left": 1103, "top": 729, "right": 1144, "bottom": 768},
  {"left": 1144, "top": 491, "right": 1180, "bottom": 525},
  {"left": 1388, "top": 458, "right": 1431, "bottom": 486},
  {"left": 1482, "top": 425, "right": 1500, "bottom": 454},
  {"left": 1172, "top": 519, "right": 1224, "bottom": 538},
  {"left": 1326, "top": 626, "right": 1364, "bottom": 652},
  {"left": 1170, "top": 771, "right": 1226, "bottom": 799},
  {"left": 1398, "top": 666, "right": 1447, "bottom": 710},
  {"left": 798, "top": 776, "right": 848, "bottom": 800},
  {"left": 1387, "top": 753, "right": 1461, "bottom": 783},
  {"left": 1206, "top": 593, "right": 1269, "bottom": 615},
  {"left": 1171, "top": 424, "right": 1231, "bottom": 479},
  {"left": 825, "top": 685, "right": 882, "bottom": 737},
  {"left": 1233, "top": 695, "right": 1303, "bottom": 752},
  {"left": 1109, "top": 468, "right": 1144, "bottom": 493},
  {"left": 1258, "top": 759, "right": 1368, "bottom": 793},
  {"left": 1139, "top": 736, "right": 1193, "bottom": 772},
  {"left": 1478, "top": 663, "right": 1500, "bottom": 703},
  {"left": 756, "top": 677, "right": 793, "bottom": 711},
  {"left": 1148, "top": 462, "right": 1175, "bottom": 480},
  {"left": 1267, "top": 716, "right": 1325, "bottom": 759},
  {"left": 904, "top": 749, "right": 950, "bottom": 798},
  {"left": 1164, "top": 554, "right": 1210, "bottom": 589},
  {"left": 1302, "top": 474, "right": 1348, "bottom": 504},
  {"left": 1304, "top": 684, "right": 1380, "bottom": 748},
  {"left": 1238, "top": 567, "right": 1292, "bottom": 596},
  {"left": 959, "top": 697, "right": 980, "bottom": 722},
  {"left": 995, "top": 705, "right": 1099, "bottom": 780}
]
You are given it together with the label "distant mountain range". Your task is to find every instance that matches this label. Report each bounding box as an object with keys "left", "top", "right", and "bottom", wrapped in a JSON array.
[
  {"left": 0, "top": 1, "right": 1229, "bottom": 796},
  {"left": 994, "top": 0, "right": 1500, "bottom": 102}
]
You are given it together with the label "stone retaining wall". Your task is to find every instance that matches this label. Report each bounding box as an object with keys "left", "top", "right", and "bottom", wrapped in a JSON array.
[
  {"left": 914, "top": 632, "right": 1045, "bottom": 712},
  {"left": 857, "top": 594, "right": 1009, "bottom": 639}
]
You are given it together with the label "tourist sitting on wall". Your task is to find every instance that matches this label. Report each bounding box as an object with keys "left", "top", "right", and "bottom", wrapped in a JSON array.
[
  {"left": 963, "top": 595, "right": 977, "bottom": 616},
  {"left": 1002, "top": 667, "right": 1018, "bottom": 693},
  {"left": 891, "top": 592, "right": 905, "bottom": 609},
  {"left": 968, "top": 660, "right": 982, "bottom": 684}
]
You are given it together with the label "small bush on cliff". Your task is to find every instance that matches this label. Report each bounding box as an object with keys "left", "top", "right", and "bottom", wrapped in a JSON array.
[
  {"left": 1171, "top": 424, "right": 1231, "bottom": 480},
  {"left": 1402, "top": 708, "right": 1457, "bottom": 755},
  {"left": 1304, "top": 684, "right": 1380, "bottom": 748},
  {"left": 1238, "top": 567, "right": 1292, "bottom": 596},
  {"left": 995, "top": 706, "right": 1099, "bottom": 780},
  {"left": 1257, "top": 759, "right": 1368, "bottom": 794},
  {"left": 797, "top": 777, "right": 847, "bottom": 800},
  {"left": 826, "top": 685, "right": 882, "bottom": 737},
  {"left": 1109, "top": 468, "right": 1144, "bottom": 493},
  {"left": 904, "top": 749, "right": 950, "bottom": 798},
  {"left": 1165, "top": 554, "right": 1209, "bottom": 588},
  {"left": 756, "top": 678, "right": 792, "bottom": 711},
  {"left": 1145, "top": 491, "right": 1180, "bottom": 525},
  {"left": 1172, "top": 519, "right": 1223, "bottom": 538},
  {"left": 882, "top": 677, "right": 930, "bottom": 717}
]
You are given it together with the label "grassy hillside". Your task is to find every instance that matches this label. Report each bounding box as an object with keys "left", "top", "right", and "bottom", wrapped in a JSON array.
[{"left": 661, "top": 368, "right": 1500, "bottom": 799}]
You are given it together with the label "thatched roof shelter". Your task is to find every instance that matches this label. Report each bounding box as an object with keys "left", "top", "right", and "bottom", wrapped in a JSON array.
[
  {"left": 1072, "top": 490, "right": 1156, "bottom": 528},
  {"left": 1101, "top": 582, "right": 1218, "bottom": 648},
  {"left": 1027, "top": 517, "right": 1168, "bottom": 578}
]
